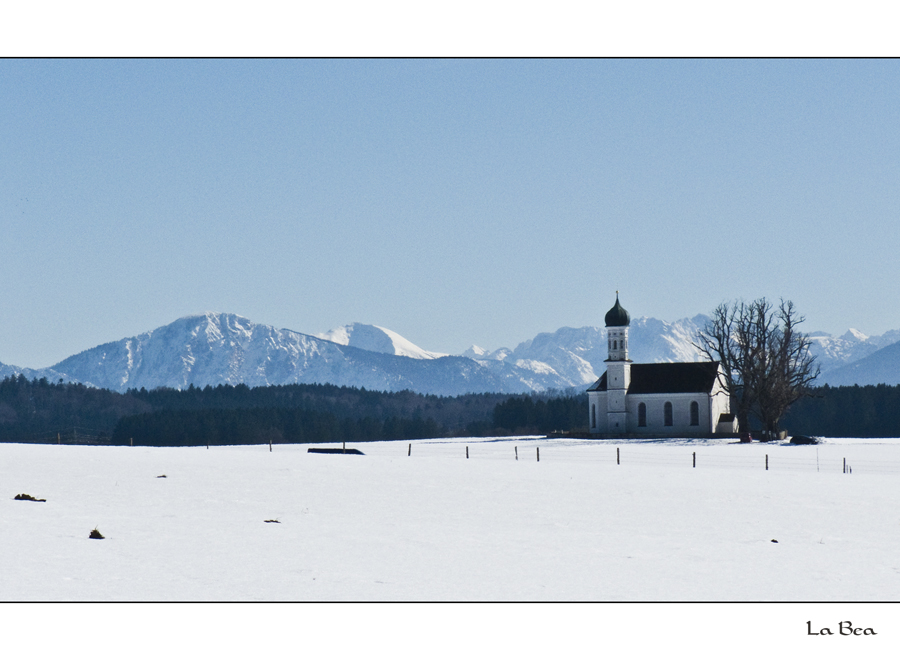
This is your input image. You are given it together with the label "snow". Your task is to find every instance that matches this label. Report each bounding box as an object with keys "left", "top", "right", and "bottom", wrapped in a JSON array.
[
  {"left": 15, "top": 311, "right": 900, "bottom": 395},
  {"left": 3, "top": 436, "right": 900, "bottom": 603},
  {"left": 843, "top": 328, "right": 869, "bottom": 343},
  {"left": 317, "top": 322, "right": 447, "bottom": 359},
  {"left": 377, "top": 325, "right": 448, "bottom": 359},
  {"left": 5, "top": 436, "right": 900, "bottom": 657}
]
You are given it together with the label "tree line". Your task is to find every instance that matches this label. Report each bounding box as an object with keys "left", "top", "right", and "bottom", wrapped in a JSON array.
[
  {"left": 782, "top": 384, "right": 900, "bottom": 438},
  {"left": 0, "top": 375, "right": 150, "bottom": 442},
  {"left": 5, "top": 370, "right": 899, "bottom": 444},
  {"left": 111, "top": 407, "right": 444, "bottom": 446},
  {"left": 0, "top": 375, "right": 586, "bottom": 446},
  {"left": 492, "top": 393, "right": 587, "bottom": 435}
]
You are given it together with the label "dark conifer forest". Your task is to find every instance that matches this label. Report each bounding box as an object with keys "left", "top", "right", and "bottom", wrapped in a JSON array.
[
  {"left": 2, "top": 374, "right": 898, "bottom": 445},
  {"left": 0, "top": 375, "right": 584, "bottom": 446},
  {"left": 781, "top": 384, "right": 900, "bottom": 438}
]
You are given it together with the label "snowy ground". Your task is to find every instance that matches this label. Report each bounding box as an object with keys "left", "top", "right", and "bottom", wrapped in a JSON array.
[{"left": 3, "top": 435, "right": 900, "bottom": 603}]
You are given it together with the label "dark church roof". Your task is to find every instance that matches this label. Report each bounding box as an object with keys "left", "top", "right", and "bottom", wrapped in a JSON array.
[
  {"left": 587, "top": 361, "right": 721, "bottom": 394},
  {"left": 604, "top": 294, "right": 630, "bottom": 327}
]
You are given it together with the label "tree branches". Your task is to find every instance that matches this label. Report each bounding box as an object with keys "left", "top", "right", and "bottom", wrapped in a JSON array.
[{"left": 694, "top": 298, "right": 820, "bottom": 439}]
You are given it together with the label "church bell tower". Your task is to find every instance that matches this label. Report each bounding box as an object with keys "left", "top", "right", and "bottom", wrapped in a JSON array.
[{"left": 604, "top": 292, "right": 631, "bottom": 433}]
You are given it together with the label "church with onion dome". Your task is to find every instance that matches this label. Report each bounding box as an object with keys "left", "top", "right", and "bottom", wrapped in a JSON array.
[{"left": 587, "top": 294, "right": 738, "bottom": 437}]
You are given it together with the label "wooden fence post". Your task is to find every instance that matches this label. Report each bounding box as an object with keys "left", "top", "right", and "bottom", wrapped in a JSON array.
[
  {"left": 765, "top": 454, "right": 768, "bottom": 471},
  {"left": 617, "top": 447, "right": 620, "bottom": 465},
  {"left": 466, "top": 446, "right": 469, "bottom": 459},
  {"left": 515, "top": 446, "right": 518, "bottom": 461},
  {"left": 342, "top": 441, "right": 345, "bottom": 454},
  {"left": 270, "top": 439, "right": 273, "bottom": 452},
  {"left": 843, "top": 457, "right": 846, "bottom": 474},
  {"left": 537, "top": 447, "right": 540, "bottom": 462},
  {"left": 692, "top": 452, "right": 696, "bottom": 468},
  {"left": 408, "top": 443, "right": 411, "bottom": 456}
]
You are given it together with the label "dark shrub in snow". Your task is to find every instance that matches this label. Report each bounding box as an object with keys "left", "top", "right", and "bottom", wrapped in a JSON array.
[{"left": 790, "top": 435, "right": 819, "bottom": 445}]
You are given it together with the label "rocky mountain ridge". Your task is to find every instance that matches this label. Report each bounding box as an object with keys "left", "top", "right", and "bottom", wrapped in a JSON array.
[{"left": 1, "top": 312, "right": 898, "bottom": 394}]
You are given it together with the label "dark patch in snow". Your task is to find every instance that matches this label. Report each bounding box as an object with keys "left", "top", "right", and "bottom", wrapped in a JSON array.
[
  {"left": 14, "top": 493, "right": 46, "bottom": 502},
  {"left": 307, "top": 447, "right": 364, "bottom": 455}
]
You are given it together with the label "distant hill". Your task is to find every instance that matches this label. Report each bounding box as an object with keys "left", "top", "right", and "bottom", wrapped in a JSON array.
[{"left": 818, "top": 339, "right": 900, "bottom": 386}]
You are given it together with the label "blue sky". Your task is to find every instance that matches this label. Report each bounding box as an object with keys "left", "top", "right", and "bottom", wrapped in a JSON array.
[{"left": 2, "top": 58, "right": 900, "bottom": 368}]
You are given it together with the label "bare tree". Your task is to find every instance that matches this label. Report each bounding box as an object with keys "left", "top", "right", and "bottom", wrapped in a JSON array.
[
  {"left": 752, "top": 299, "right": 820, "bottom": 439},
  {"left": 695, "top": 301, "right": 749, "bottom": 433},
  {"left": 694, "top": 297, "right": 819, "bottom": 439}
]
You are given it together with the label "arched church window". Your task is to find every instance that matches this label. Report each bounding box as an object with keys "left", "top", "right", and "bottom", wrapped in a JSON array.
[
  {"left": 613, "top": 340, "right": 617, "bottom": 350},
  {"left": 664, "top": 401, "right": 673, "bottom": 426},
  {"left": 638, "top": 402, "right": 647, "bottom": 427},
  {"left": 690, "top": 401, "right": 699, "bottom": 426}
]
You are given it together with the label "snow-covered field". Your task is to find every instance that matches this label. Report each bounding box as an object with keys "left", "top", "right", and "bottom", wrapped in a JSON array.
[
  {"left": 6, "top": 436, "right": 900, "bottom": 658},
  {"left": 3, "top": 435, "right": 900, "bottom": 603}
]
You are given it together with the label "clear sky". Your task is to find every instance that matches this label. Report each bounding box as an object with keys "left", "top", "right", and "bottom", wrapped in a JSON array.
[{"left": 2, "top": 58, "right": 900, "bottom": 368}]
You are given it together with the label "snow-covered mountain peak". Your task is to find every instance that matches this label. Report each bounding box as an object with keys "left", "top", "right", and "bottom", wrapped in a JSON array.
[
  {"left": 461, "top": 345, "right": 514, "bottom": 361},
  {"left": 316, "top": 323, "right": 447, "bottom": 360},
  {"left": 47, "top": 314, "right": 553, "bottom": 395},
  {"left": 8, "top": 310, "right": 899, "bottom": 394},
  {"left": 841, "top": 328, "right": 869, "bottom": 343}
]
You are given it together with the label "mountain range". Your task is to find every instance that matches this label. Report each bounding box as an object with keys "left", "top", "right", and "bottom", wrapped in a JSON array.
[{"left": 1, "top": 312, "right": 898, "bottom": 395}]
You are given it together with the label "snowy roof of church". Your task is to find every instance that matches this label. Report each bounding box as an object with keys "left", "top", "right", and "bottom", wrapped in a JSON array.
[
  {"left": 586, "top": 361, "right": 721, "bottom": 394},
  {"left": 604, "top": 294, "right": 630, "bottom": 327}
]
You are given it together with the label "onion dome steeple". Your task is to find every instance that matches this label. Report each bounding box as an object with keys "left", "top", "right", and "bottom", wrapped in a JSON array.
[{"left": 604, "top": 292, "right": 631, "bottom": 328}]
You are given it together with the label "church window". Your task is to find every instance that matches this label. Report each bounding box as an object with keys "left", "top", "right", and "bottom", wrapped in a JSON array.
[
  {"left": 638, "top": 402, "right": 647, "bottom": 427},
  {"left": 591, "top": 404, "right": 596, "bottom": 428},
  {"left": 690, "top": 401, "right": 699, "bottom": 426},
  {"left": 664, "top": 401, "right": 673, "bottom": 426},
  {"left": 613, "top": 340, "right": 617, "bottom": 350}
]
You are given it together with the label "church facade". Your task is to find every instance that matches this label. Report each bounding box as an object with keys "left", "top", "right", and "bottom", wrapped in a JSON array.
[{"left": 587, "top": 295, "right": 738, "bottom": 437}]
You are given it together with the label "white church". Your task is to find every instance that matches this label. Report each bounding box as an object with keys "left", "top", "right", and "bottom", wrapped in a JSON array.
[{"left": 587, "top": 294, "right": 738, "bottom": 437}]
